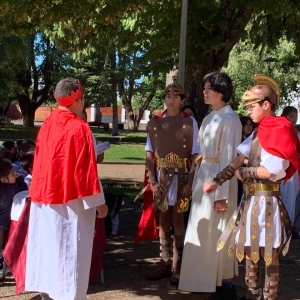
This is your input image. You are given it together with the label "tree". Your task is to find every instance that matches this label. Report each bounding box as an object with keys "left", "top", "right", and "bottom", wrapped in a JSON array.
[
  {"left": 223, "top": 37, "right": 300, "bottom": 115},
  {"left": 2, "top": 1, "right": 300, "bottom": 122},
  {"left": 0, "top": 32, "right": 69, "bottom": 126},
  {"left": 70, "top": 53, "right": 112, "bottom": 107}
]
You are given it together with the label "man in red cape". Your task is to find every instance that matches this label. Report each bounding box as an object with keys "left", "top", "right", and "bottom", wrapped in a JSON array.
[
  {"left": 21, "top": 78, "right": 107, "bottom": 300},
  {"left": 204, "top": 74, "right": 300, "bottom": 300}
]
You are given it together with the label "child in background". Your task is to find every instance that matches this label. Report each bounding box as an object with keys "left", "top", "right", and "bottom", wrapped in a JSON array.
[
  {"left": 1, "top": 141, "right": 17, "bottom": 162},
  {"left": 0, "top": 159, "right": 28, "bottom": 281},
  {"left": 19, "top": 151, "right": 34, "bottom": 187},
  {"left": 12, "top": 139, "right": 36, "bottom": 178},
  {"left": 104, "top": 193, "right": 122, "bottom": 237}
]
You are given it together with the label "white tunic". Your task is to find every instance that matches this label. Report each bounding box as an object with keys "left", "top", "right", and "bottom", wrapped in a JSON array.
[
  {"left": 145, "top": 115, "right": 200, "bottom": 205},
  {"left": 179, "top": 105, "right": 241, "bottom": 293},
  {"left": 25, "top": 133, "right": 105, "bottom": 300},
  {"left": 235, "top": 134, "right": 289, "bottom": 247}
]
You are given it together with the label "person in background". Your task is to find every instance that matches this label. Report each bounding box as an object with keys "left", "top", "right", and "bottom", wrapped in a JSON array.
[
  {"left": 237, "top": 116, "right": 253, "bottom": 204},
  {"left": 1, "top": 141, "right": 17, "bottom": 162},
  {"left": 181, "top": 104, "right": 198, "bottom": 228},
  {"left": 181, "top": 104, "right": 197, "bottom": 118},
  {"left": 12, "top": 139, "right": 36, "bottom": 178},
  {"left": 0, "top": 159, "right": 27, "bottom": 283},
  {"left": 19, "top": 151, "right": 34, "bottom": 187},
  {"left": 240, "top": 116, "right": 253, "bottom": 141},
  {"left": 281, "top": 105, "right": 300, "bottom": 236}
]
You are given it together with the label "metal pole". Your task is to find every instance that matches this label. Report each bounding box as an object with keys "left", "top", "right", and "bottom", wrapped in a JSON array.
[{"left": 178, "top": 0, "right": 188, "bottom": 87}]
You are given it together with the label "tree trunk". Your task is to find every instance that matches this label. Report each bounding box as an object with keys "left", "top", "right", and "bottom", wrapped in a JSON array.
[
  {"left": 110, "top": 52, "right": 118, "bottom": 136},
  {"left": 18, "top": 94, "right": 37, "bottom": 127},
  {"left": 123, "top": 100, "right": 138, "bottom": 131}
]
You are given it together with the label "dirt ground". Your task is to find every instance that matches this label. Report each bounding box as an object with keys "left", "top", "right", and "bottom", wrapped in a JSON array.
[{"left": 98, "top": 163, "right": 144, "bottom": 185}]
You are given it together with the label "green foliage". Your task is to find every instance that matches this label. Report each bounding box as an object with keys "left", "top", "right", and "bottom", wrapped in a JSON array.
[
  {"left": 223, "top": 37, "right": 300, "bottom": 115},
  {"left": 132, "top": 74, "right": 165, "bottom": 112},
  {"left": 70, "top": 53, "right": 113, "bottom": 107},
  {"left": 2, "top": 0, "right": 300, "bottom": 123}
]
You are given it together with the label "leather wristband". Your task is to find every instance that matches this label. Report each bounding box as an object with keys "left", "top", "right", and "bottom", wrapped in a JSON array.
[
  {"left": 238, "top": 167, "right": 259, "bottom": 180},
  {"left": 213, "top": 165, "right": 235, "bottom": 186}
]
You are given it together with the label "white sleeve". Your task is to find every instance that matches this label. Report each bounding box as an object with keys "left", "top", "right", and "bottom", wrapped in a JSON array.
[
  {"left": 215, "top": 119, "right": 242, "bottom": 201},
  {"left": 145, "top": 135, "right": 153, "bottom": 152},
  {"left": 190, "top": 116, "right": 200, "bottom": 154},
  {"left": 236, "top": 133, "right": 253, "bottom": 158},
  {"left": 260, "top": 148, "right": 290, "bottom": 182},
  {"left": 82, "top": 180, "right": 106, "bottom": 209}
]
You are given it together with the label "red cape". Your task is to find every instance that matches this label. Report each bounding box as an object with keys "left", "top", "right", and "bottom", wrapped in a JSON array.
[
  {"left": 135, "top": 171, "right": 159, "bottom": 243},
  {"left": 258, "top": 116, "right": 300, "bottom": 182},
  {"left": 30, "top": 109, "right": 100, "bottom": 204}
]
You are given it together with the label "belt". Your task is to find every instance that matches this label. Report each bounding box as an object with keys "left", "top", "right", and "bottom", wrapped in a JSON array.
[
  {"left": 243, "top": 182, "right": 280, "bottom": 196},
  {"left": 203, "top": 157, "right": 220, "bottom": 163},
  {"left": 154, "top": 156, "right": 190, "bottom": 169}
]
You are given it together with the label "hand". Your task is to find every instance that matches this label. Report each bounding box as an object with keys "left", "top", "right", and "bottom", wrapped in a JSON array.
[
  {"left": 214, "top": 199, "right": 228, "bottom": 214},
  {"left": 97, "top": 153, "right": 104, "bottom": 164},
  {"left": 150, "top": 183, "right": 164, "bottom": 200},
  {"left": 235, "top": 169, "right": 243, "bottom": 181},
  {"left": 203, "top": 182, "right": 218, "bottom": 194},
  {"left": 181, "top": 183, "right": 192, "bottom": 199},
  {"left": 96, "top": 204, "right": 108, "bottom": 218}
]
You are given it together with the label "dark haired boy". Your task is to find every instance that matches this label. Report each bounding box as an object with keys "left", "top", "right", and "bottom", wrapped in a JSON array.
[
  {"left": 179, "top": 72, "right": 241, "bottom": 299},
  {"left": 143, "top": 80, "right": 200, "bottom": 285},
  {"left": 203, "top": 75, "right": 300, "bottom": 300}
]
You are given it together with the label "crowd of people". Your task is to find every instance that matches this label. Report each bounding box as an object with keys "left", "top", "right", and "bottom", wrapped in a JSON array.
[{"left": 0, "top": 73, "right": 299, "bottom": 300}]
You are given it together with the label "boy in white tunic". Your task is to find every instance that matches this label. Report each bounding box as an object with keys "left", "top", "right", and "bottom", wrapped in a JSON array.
[
  {"left": 179, "top": 72, "right": 241, "bottom": 299},
  {"left": 204, "top": 75, "right": 299, "bottom": 300}
]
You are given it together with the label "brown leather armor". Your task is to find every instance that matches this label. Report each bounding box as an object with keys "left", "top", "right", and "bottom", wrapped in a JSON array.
[{"left": 147, "top": 114, "right": 193, "bottom": 207}]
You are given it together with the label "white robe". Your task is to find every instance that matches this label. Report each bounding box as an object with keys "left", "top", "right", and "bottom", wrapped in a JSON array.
[
  {"left": 25, "top": 133, "right": 105, "bottom": 300},
  {"left": 179, "top": 105, "right": 241, "bottom": 293}
]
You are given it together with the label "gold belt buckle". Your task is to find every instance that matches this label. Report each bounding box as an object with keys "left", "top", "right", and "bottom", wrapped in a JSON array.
[{"left": 243, "top": 180, "right": 255, "bottom": 196}]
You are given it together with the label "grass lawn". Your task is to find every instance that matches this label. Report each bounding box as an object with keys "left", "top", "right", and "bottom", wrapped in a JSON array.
[
  {"left": 103, "top": 144, "right": 145, "bottom": 162},
  {"left": 103, "top": 184, "right": 142, "bottom": 201},
  {"left": 0, "top": 126, "right": 147, "bottom": 144},
  {"left": 0, "top": 126, "right": 146, "bottom": 163}
]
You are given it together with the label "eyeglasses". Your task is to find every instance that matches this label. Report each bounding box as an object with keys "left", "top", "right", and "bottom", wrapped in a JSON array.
[{"left": 247, "top": 105, "right": 255, "bottom": 111}]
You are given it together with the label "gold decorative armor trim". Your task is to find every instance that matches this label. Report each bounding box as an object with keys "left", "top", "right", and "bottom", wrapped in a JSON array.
[
  {"left": 241, "top": 90, "right": 265, "bottom": 106},
  {"left": 155, "top": 152, "right": 190, "bottom": 168},
  {"left": 251, "top": 252, "right": 260, "bottom": 264},
  {"left": 264, "top": 253, "right": 272, "bottom": 266},
  {"left": 243, "top": 182, "right": 280, "bottom": 196},
  {"left": 236, "top": 250, "right": 244, "bottom": 263},
  {"left": 177, "top": 197, "right": 190, "bottom": 213}
]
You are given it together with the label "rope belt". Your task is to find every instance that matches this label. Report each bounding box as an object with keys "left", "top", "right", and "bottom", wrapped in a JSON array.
[{"left": 202, "top": 157, "right": 220, "bottom": 163}]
